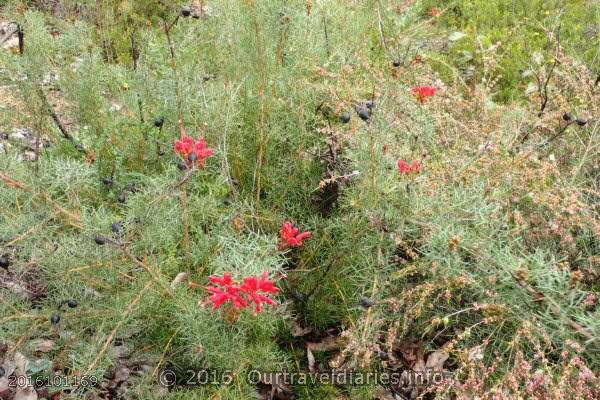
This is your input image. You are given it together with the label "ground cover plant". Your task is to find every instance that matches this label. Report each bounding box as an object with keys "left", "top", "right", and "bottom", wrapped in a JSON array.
[{"left": 0, "top": 0, "right": 599, "bottom": 399}]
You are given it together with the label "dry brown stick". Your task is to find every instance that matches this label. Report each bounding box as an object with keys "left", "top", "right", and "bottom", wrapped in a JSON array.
[
  {"left": 151, "top": 325, "right": 183, "bottom": 378},
  {"left": 0, "top": 171, "right": 171, "bottom": 296},
  {"left": 162, "top": 17, "right": 185, "bottom": 137},
  {"left": 162, "top": 16, "right": 192, "bottom": 270},
  {"left": 0, "top": 172, "right": 82, "bottom": 223},
  {"left": 102, "top": 236, "right": 173, "bottom": 298},
  {"left": 82, "top": 280, "right": 153, "bottom": 377},
  {"left": 36, "top": 88, "right": 87, "bottom": 154},
  {"left": 5, "top": 212, "right": 58, "bottom": 247},
  {"left": 148, "top": 168, "right": 194, "bottom": 206}
]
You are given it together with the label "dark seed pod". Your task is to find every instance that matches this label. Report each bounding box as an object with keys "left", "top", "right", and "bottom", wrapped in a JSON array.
[
  {"left": 188, "top": 152, "right": 198, "bottom": 163},
  {"left": 366, "top": 100, "right": 376, "bottom": 109},
  {"left": 94, "top": 235, "right": 106, "bottom": 245},
  {"left": 154, "top": 116, "right": 164, "bottom": 128},
  {"left": 576, "top": 117, "right": 588, "bottom": 126},
  {"left": 177, "top": 161, "right": 188, "bottom": 171},
  {"left": 360, "top": 297, "right": 375, "bottom": 308},
  {"left": 0, "top": 256, "right": 9, "bottom": 270},
  {"left": 357, "top": 108, "right": 371, "bottom": 121},
  {"left": 111, "top": 222, "right": 124, "bottom": 234},
  {"left": 67, "top": 299, "right": 78, "bottom": 308},
  {"left": 51, "top": 314, "right": 61, "bottom": 324},
  {"left": 393, "top": 59, "right": 401, "bottom": 67},
  {"left": 118, "top": 192, "right": 126, "bottom": 203},
  {"left": 562, "top": 113, "right": 573, "bottom": 122},
  {"left": 341, "top": 112, "right": 351, "bottom": 124},
  {"left": 101, "top": 178, "right": 113, "bottom": 186},
  {"left": 180, "top": 6, "right": 191, "bottom": 17}
]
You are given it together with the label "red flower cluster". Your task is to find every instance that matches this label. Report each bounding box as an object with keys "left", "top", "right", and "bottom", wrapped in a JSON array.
[
  {"left": 206, "top": 272, "right": 279, "bottom": 314},
  {"left": 431, "top": 7, "right": 442, "bottom": 17},
  {"left": 174, "top": 135, "right": 214, "bottom": 169},
  {"left": 279, "top": 221, "right": 312, "bottom": 250},
  {"left": 412, "top": 86, "right": 437, "bottom": 104},
  {"left": 398, "top": 160, "right": 422, "bottom": 175}
]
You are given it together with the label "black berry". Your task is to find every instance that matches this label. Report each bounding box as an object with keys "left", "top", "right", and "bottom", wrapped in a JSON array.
[
  {"left": 357, "top": 108, "right": 371, "bottom": 121},
  {"left": 360, "top": 297, "right": 375, "bottom": 308},
  {"left": 118, "top": 192, "right": 126, "bottom": 203},
  {"left": 562, "top": 113, "right": 573, "bottom": 122},
  {"left": 180, "top": 6, "right": 191, "bottom": 17},
  {"left": 111, "top": 222, "right": 124, "bottom": 234},
  {"left": 51, "top": 314, "right": 61, "bottom": 324},
  {"left": 67, "top": 299, "right": 78, "bottom": 308},
  {"left": 341, "top": 113, "right": 351, "bottom": 124},
  {"left": 576, "top": 117, "right": 588, "bottom": 126},
  {"left": 154, "top": 116, "right": 164, "bottom": 128},
  {"left": 94, "top": 235, "right": 106, "bottom": 245},
  {"left": 393, "top": 59, "right": 401, "bottom": 67},
  {"left": 125, "top": 182, "right": 137, "bottom": 192},
  {"left": 366, "top": 100, "right": 376, "bottom": 109},
  {"left": 0, "top": 256, "right": 9, "bottom": 270}
]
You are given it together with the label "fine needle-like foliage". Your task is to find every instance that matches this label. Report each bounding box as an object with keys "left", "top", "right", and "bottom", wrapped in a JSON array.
[{"left": 0, "top": 1, "right": 599, "bottom": 399}]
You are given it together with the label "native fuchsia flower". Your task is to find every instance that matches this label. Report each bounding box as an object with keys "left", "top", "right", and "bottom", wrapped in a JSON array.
[
  {"left": 279, "top": 221, "right": 312, "bottom": 250},
  {"left": 412, "top": 86, "right": 437, "bottom": 104},
  {"left": 398, "top": 160, "right": 422, "bottom": 175},
  {"left": 206, "top": 272, "right": 279, "bottom": 315},
  {"left": 175, "top": 134, "right": 214, "bottom": 169}
]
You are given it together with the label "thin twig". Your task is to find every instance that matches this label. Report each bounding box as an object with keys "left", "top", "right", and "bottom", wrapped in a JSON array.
[
  {"left": 162, "top": 17, "right": 185, "bottom": 137},
  {"left": 321, "top": 10, "right": 330, "bottom": 58},
  {"left": 37, "top": 88, "right": 87, "bottom": 154},
  {"left": 82, "top": 280, "right": 153, "bottom": 377},
  {"left": 376, "top": 0, "right": 388, "bottom": 53},
  {"left": 130, "top": 31, "right": 145, "bottom": 124}
]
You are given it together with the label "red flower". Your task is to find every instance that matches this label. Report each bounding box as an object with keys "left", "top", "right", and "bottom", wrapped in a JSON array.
[
  {"left": 398, "top": 159, "right": 422, "bottom": 175},
  {"left": 398, "top": 160, "right": 411, "bottom": 174},
  {"left": 205, "top": 272, "right": 279, "bottom": 315},
  {"left": 206, "top": 272, "right": 247, "bottom": 310},
  {"left": 412, "top": 86, "right": 437, "bottom": 104},
  {"left": 174, "top": 135, "right": 194, "bottom": 158},
  {"left": 431, "top": 7, "right": 442, "bottom": 17},
  {"left": 279, "top": 221, "right": 312, "bottom": 250},
  {"left": 240, "top": 272, "right": 280, "bottom": 314},
  {"left": 175, "top": 135, "right": 214, "bottom": 169}
]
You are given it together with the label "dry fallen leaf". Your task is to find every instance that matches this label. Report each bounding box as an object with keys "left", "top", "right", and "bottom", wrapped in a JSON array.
[
  {"left": 290, "top": 320, "right": 311, "bottom": 337},
  {"left": 14, "top": 352, "right": 38, "bottom": 400},
  {"left": 34, "top": 339, "right": 55, "bottom": 353},
  {"left": 425, "top": 351, "right": 449, "bottom": 371}
]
